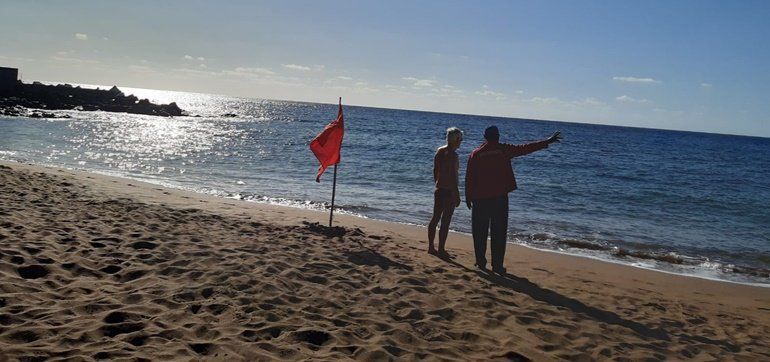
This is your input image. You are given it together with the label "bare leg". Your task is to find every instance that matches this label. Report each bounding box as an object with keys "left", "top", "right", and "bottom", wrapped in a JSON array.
[
  {"left": 427, "top": 213, "right": 441, "bottom": 254},
  {"left": 427, "top": 197, "right": 443, "bottom": 254},
  {"left": 437, "top": 205, "right": 455, "bottom": 254}
]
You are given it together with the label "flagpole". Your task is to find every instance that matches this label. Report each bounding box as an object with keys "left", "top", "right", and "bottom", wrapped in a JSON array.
[{"left": 329, "top": 164, "right": 338, "bottom": 227}]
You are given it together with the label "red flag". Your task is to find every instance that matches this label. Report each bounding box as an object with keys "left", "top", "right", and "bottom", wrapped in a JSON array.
[{"left": 310, "top": 98, "right": 344, "bottom": 182}]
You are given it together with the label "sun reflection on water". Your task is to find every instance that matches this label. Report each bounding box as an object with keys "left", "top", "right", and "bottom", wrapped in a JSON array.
[{"left": 62, "top": 112, "right": 245, "bottom": 174}]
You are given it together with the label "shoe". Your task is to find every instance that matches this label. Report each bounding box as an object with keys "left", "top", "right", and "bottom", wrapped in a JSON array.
[{"left": 492, "top": 266, "right": 507, "bottom": 275}]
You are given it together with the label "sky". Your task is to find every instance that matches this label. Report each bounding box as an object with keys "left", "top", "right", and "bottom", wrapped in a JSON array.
[{"left": 1, "top": 0, "right": 769, "bottom": 136}]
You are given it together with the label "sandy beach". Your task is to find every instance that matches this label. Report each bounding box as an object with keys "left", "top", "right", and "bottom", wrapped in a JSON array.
[{"left": 0, "top": 160, "right": 768, "bottom": 361}]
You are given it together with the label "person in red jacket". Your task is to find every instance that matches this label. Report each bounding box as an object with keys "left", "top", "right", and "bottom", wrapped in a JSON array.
[{"left": 465, "top": 126, "right": 561, "bottom": 274}]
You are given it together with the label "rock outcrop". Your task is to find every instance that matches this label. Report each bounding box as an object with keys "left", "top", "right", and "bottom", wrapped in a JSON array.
[{"left": 0, "top": 81, "right": 185, "bottom": 118}]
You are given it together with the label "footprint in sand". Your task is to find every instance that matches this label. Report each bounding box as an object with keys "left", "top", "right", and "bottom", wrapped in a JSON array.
[
  {"left": 100, "top": 265, "right": 122, "bottom": 274},
  {"left": 17, "top": 265, "right": 49, "bottom": 279},
  {"left": 130, "top": 241, "right": 158, "bottom": 250}
]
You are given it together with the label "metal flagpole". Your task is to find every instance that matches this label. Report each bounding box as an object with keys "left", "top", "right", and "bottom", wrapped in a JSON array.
[{"left": 329, "top": 164, "right": 338, "bottom": 227}]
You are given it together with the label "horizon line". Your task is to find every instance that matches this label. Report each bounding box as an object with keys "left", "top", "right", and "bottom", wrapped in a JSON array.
[{"left": 28, "top": 77, "right": 769, "bottom": 140}]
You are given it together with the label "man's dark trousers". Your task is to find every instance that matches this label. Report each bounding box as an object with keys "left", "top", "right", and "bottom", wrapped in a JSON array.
[{"left": 471, "top": 195, "right": 509, "bottom": 270}]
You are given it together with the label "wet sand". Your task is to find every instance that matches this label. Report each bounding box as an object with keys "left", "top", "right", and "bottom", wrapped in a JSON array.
[{"left": 1, "top": 161, "right": 768, "bottom": 360}]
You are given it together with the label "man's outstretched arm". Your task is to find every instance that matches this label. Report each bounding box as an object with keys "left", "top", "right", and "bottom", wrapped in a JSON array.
[{"left": 504, "top": 131, "right": 562, "bottom": 158}]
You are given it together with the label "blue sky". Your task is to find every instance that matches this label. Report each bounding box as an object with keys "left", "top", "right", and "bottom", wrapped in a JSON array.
[{"left": 1, "top": 1, "right": 769, "bottom": 136}]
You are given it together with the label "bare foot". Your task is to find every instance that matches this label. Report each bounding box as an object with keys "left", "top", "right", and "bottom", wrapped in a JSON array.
[
  {"left": 437, "top": 249, "right": 451, "bottom": 259},
  {"left": 428, "top": 247, "right": 438, "bottom": 255}
]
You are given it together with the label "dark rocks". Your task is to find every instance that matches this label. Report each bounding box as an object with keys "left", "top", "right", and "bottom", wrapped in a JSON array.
[{"left": 0, "top": 81, "right": 186, "bottom": 117}]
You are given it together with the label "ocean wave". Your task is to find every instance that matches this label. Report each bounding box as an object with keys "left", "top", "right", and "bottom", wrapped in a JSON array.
[
  {"left": 226, "top": 192, "right": 374, "bottom": 217},
  {"left": 512, "top": 233, "right": 770, "bottom": 284}
]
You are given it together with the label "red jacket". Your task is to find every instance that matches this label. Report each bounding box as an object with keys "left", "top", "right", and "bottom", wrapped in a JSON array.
[{"left": 465, "top": 139, "right": 549, "bottom": 201}]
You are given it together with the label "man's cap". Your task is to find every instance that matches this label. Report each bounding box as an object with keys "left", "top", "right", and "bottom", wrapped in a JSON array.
[{"left": 484, "top": 126, "right": 500, "bottom": 139}]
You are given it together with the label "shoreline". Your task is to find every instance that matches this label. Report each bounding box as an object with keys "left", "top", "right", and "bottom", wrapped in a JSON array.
[
  {"left": 1, "top": 160, "right": 769, "bottom": 359},
  {"left": 3, "top": 159, "right": 769, "bottom": 296},
  {"left": 3, "top": 158, "right": 766, "bottom": 288}
]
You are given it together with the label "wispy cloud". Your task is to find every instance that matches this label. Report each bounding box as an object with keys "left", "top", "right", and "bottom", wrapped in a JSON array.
[
  {"left": 523, "top": 96, "right": 607, "bottom": 109},
  {"left": 701, "top": 83, "right": 713, "bottom": 88},
  {"left": 476, "top": 85, "right": 506, "bottom": 100},
  {"left": 435, "top": 84, "right": 464, "bottom": 97},
  {"left": 50, "top": 53, "right": 100, "bottom": 65},
  {"left": 171, "top": 66, "right": 296, "bottom": 87},
  {"left": 402, "top": 77, "right": 436, "bottom": 88},
  {"left": 476, "top": 89, "right": 506, "bottom": 100},
  {"left": 74, "top": 33, "right": 88, "bottom": 41},
  {"left": 336, "top": 76, "right": 353, "bottom": 81},
  {"left": 228, "top": 67, "right": 275, "bottom": 76},
  {"left": 526, "top": 97, "right": 561, "bottom": 104},
  {"left": 182, "top": 55, "right": 207, "bottom": 63},
  {"left": 616, "top": 95, "right": 649, "bottom": 103},
  {"left": 129, "top": 65, "right": 155, "bottom": 74},
  {"left": 613, "top": 76, "right": 660, "bottom": 84},
  {"left": 283, "top": 64, "right": 314, "bottom": 71}
]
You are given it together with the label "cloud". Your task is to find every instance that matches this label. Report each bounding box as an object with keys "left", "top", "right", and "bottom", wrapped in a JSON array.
[
  {"left": 228, "top": 67, "right": 275, "bottom": 76},
  {"left": 50, "top": 55, "right": 100, "bottom": 65},
  {"left": 170, "top": 67, "right": 214, "bottom": 78},
  {"left": 402, "top": 77, "right": 436, "bottom": 88},
  {"left": 283, "top": 64, "right": 312, "bottom": 71},
  {"left": 475, "top": 89, "right": 506, "bottom": 100},
  {"left": 199, "top": 64, "right": 207, "bottom": 69},
  {"left": 526, "top": 97, "right": 561, "bottom": 104},
  {"left": 182, "top": 55, "right": 207, "bottom": 63},
  {"left": 336, "top": 76, "right": 353, "bottom": 81},
  {"left": 435, "top": 84, "right": 464, "bottom": 97},
  {"left": 50, "top": 51, "right": 100, "bottom": 65},
  {"left": 616, "top": 95, "right": 649, "bottom": 103},
  {"left": 701, "top": 83, "right": 712, "bottom": 88},
  {"left": 612, "top": 76, "right": 660, "bottom": 84},
  {"left": 523, "top": 96, "right": 607, "bottom": 108},
  {"left": 237, "top": 67, "right": 274, "bottom": 75},
  {"left": 75, "top": 33, "right": 88, "bottom": 41},
  {"left": 129, "top": 65, "right": 155, "bottom": 74}
]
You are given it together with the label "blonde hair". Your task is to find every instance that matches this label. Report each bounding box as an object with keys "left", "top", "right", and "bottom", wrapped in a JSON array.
[{"left": 446, "top": 127, "right": 463, "bottom": 143}]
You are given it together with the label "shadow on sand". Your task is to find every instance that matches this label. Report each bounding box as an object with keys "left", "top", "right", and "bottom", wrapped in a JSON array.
[
  {"left": 437, "top": 255, "right": 671, "bottom": 342},
  {"left": 437, "top": 255, "right": 743, "bottom": 353},
  {"left": 345, "top": 249, "right": 413, "bottom": 271}
]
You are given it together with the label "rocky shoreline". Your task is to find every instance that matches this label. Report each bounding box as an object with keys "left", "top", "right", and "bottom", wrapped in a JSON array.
[{"left": 0, "top": 82, "right": 185, "bottom": 118}]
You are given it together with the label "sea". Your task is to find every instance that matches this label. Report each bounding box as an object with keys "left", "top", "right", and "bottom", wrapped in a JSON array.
[{"left": 1, "top": 85, "right": 768, "bottom": 286}]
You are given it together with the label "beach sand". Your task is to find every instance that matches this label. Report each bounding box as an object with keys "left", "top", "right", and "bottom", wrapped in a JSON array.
[{"left": 1, "top": 161, "right": 768, "bottom": 361}]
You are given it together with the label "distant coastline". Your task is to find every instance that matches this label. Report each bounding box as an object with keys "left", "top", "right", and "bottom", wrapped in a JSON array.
[{"left": 0, "top": 67, "right": 185, "bottom": 118}]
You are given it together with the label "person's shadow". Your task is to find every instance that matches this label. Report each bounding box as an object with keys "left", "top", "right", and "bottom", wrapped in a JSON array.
[
  {"left": 439, "top": 255, "right": 744, "bottom": 353},
  {"left": 438, "top": 255, "right": 671, "bottom": 342}
]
